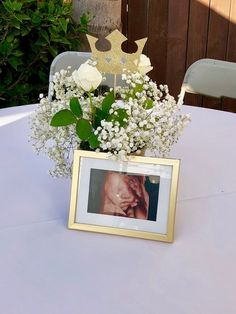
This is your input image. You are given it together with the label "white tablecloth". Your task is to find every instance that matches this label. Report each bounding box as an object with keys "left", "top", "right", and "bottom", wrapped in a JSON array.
[{"left": 0, "top": 104, "right": 236, "bottom": 314}]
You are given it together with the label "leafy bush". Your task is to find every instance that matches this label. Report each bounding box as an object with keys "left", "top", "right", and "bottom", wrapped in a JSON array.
[{"left": 0, "top": 0, "right": 89, "bottom": 108}]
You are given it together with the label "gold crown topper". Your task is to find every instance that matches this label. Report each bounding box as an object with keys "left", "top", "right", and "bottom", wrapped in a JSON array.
[{"left": 86, "top": 30, "right": 147, "bottom": 74}]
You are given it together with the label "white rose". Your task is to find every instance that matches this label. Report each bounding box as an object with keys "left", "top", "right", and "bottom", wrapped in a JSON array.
[
  {"left": 136, "top": 54, "right": 153, "bottom": 75},
  {"left": 72, "top": 61, "right": 102, "bottom": 92}
]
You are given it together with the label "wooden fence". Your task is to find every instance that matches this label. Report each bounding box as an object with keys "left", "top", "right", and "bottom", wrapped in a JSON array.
[{"left": 121, "top": 0, "right": 236, "bottom": 112}]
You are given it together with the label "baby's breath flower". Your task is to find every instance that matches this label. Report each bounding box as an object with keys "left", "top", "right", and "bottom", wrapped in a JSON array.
[{"left": 30, "top": 61, "right": 190, "bottom": 178}]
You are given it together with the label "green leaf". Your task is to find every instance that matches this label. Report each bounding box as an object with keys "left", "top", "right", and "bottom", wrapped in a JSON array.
[
  {"left": 48, "top": 2, "right": 55, "bottom": 14},
  {"left": 145, "top": 98, "right": 154, "bottom": 109},
  {"left": 76, "top": 118, "right": 92, "bottom": 140},
  {"left": 80, "top": 13, "right": 90, "bottom": 25},
  {"left": 0, "top": 41, "right": 11, "bottom": 56},
  {"left": 88, "top": 133, "right": 100, "bottom": 149},
  {"left": 11, "top": 19, "right": 21, "bottom": 30},
  {"left": 21, "top": 25, "right": 31, "bottom": 36},
  {"left": 13, "top": 2, "right": 22, "bottom": 12},
  {"left": 59, "top": 18, "right": 68, "bottom": 33},
  {"left": 35, "top": 37, "right": 48, "bottom": 46},
  {"left": 101, "top": 91, "right": 115, "bottom": 114},
  {"left": 52, "top": 37, "right": 71, "bottom": 45},
  {"left": 12, "top": 50, "right": 24, "bottom": 57},
  {"left": 2, "top": 1, "right": 11, "bottom": 13},
  {"left": 50, "top": 109, "right": 77, "bottom": 127},
  {"left": 93, "top": 107, "right": 107, "bottom": 129},
  {"left": 48, "top": 46, "right": 57, "bottom": 57},
  {"left": 32, "top": 13, "right": 41, "bottom": 25},
  {"left": 17, "top": 13, "right": 30, "bottom": 21},
  {"left": 40, "top": 54, "right": 49, "bottom": 63},
  {"left": 0, "top": 0, "right": 89, "bottom": 108},
  {"left": 134, "top": 84, "right": 143, "bottom": 93},
  {"left": 47, "top": 17, "right": 56, "bottom": 24},
  {"left": 70, "top": 97, "right": 82, "bottom": 117},
  {"left": 15, "top": 13, "right": 28, "bottom": 22},
  {"left": 40, "top": 29, "right": 49, "bottom": 44},
  {"left": 8, "top": 56, "right": 23, "bottom": 70},
  {"left": 6, "top": 34, "right": 15, "bottom": 43},
  {"left": 107, "top": 109, "right": 128, "bottom": 127}
]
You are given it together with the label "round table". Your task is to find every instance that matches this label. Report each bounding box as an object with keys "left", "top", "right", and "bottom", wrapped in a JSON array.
[{"left": 0, "top": 104, "right": 236, "bottom": 314}]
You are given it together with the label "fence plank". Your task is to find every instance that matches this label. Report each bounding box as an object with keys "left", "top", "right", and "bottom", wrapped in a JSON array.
[
  {"left": 147, "top": 0, "right": 169, "bottom": 85},
  {"left": 121, "top": 0, "right": 128, "bottom": 37},
  {"left": 203, "top": 0, "right": 231, "bottom": 110},
  {"left": 126, "top": 0, "right": 148, "bottom": 53},
  {"left": 222, "top": 0, "right": 236, "bottom": 112},
  {"left": 186, "top": 0, "right": 210, "bottom": 66},
  {"left": 166, "top": 0, "right": 190, "bottom": 99},
  {"left": 121, "top": 0, "right": 236, "bottom": 112},
  {"left": 184, "top": 0, "right": 210, "bottom": 107},
  {"left": 207, "top": 0, "right": 231, "bottom": 59},
  {"left": 226, "top": 0, "right": 236, "bottom": 62}
]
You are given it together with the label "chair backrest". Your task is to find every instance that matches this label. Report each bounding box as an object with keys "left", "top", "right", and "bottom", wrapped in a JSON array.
[
  {"left": 177, "top": 58, "right": 236, "bottom": 105},
  {"left": 48, "top": 51, "right": 121, "bottom": 100}
]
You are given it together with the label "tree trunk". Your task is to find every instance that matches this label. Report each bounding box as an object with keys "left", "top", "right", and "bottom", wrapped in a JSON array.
[{"left": 72, "top": 0, "right": 122, "bottom": 51}]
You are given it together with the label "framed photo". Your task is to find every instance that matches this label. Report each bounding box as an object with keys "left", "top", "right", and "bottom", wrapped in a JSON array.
[{"left": 68, "top": 150, "right": 180, "bottom": 242}]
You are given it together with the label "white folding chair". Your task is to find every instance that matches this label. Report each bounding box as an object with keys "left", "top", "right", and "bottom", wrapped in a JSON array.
[
  {"left": 48, "top": 51, "right": 90, "bottom": 100},
  {"left": 177, "top": 58, "right": 236, "bottom": 106},
  {"left": 48, "top": 51, "right": 121, "bottom": 100}
]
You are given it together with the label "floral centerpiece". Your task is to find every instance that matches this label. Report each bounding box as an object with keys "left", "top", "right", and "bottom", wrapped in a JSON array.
[{"left": 31, "top": 30, "right": 190, "bottom": 177}]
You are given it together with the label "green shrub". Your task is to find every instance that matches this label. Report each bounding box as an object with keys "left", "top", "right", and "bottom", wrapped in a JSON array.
[{"left": 0, "top": 0, "right": 89, "bottom": 108}]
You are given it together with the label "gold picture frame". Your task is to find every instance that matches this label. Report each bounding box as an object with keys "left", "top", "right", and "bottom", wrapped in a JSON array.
[{"left": 68, "top": 150, "right": 180, "bottom": 242}]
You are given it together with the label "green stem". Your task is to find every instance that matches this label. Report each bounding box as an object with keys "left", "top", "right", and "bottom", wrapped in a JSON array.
[
  {"left": 113, "top": 74, "right": 117, "bottom": 97},
  {"left": 88, "top": 91, "right": 95, "bottom": 118}
]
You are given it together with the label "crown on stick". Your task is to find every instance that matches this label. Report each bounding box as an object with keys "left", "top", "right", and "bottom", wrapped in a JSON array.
[{"left": 86, "top": 30, "right": 147, "bottom": 74}]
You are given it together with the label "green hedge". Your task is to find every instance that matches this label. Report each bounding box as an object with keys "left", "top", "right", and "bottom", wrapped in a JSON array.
[{"left": 0, "top": 0, "right": 89, "bottom": 108}]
